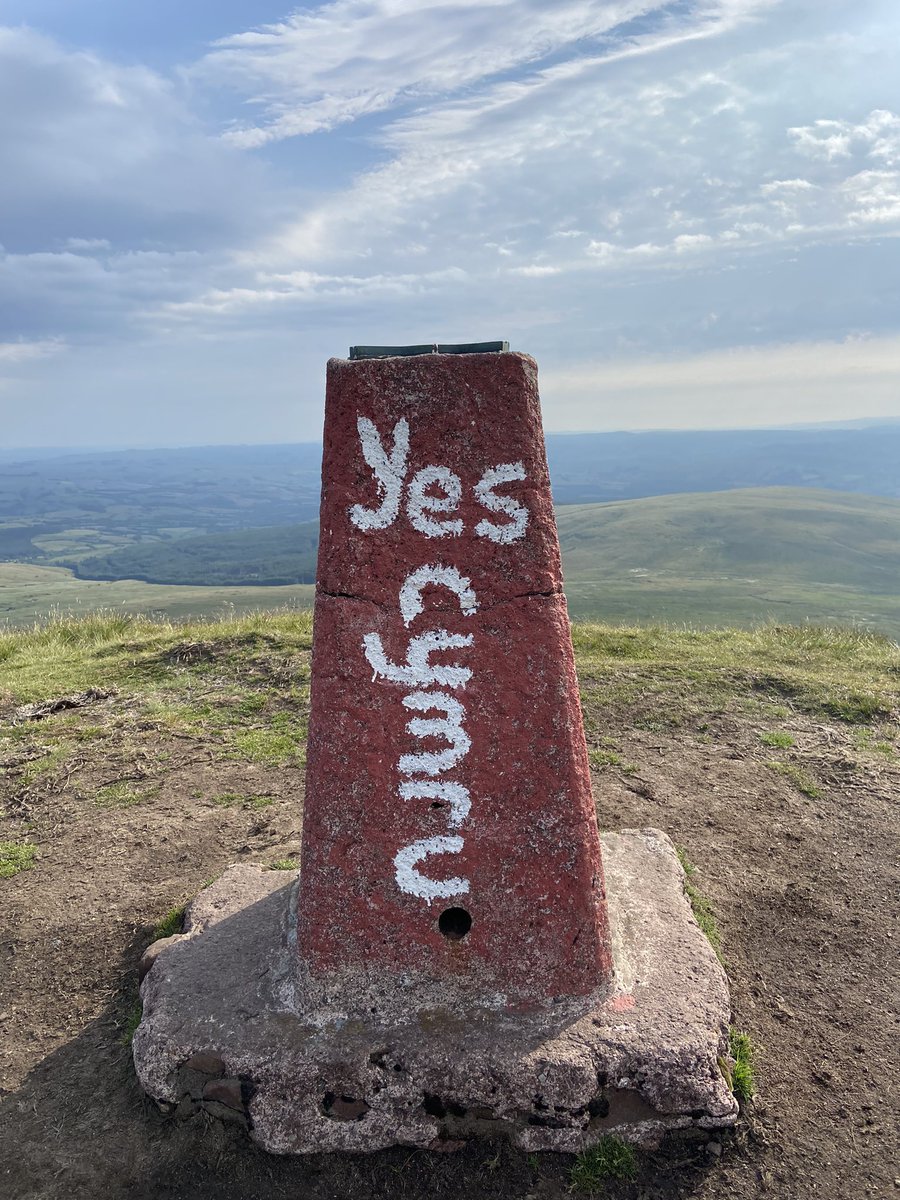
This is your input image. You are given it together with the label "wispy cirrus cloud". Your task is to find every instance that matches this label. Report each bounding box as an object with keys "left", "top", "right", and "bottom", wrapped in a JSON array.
[{"left": 198, "top": 0, "right": 681, "bottom": 147}]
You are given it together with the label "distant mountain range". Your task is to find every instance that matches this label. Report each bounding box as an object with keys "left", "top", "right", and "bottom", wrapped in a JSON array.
[
  {"left": 543, "top": 426, "right": 900, "bottom": 505},
  {"left": 2, "top": 424, "right": 900, "bottom": 547}
]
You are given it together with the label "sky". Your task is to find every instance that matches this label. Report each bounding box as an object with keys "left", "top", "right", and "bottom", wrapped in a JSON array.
[{"left": 0, "top": 0, "right": 898, "bottom": 446}]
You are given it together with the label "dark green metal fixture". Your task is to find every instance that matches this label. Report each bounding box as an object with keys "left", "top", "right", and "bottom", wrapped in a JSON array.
[{"left": 349, "top": 341, "right": 509, "bottom": 360}]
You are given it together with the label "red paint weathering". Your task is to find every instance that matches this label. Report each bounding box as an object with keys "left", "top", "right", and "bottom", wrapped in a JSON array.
[{"left": 297, "top": 351, "right": 613, "bottom": 1011}]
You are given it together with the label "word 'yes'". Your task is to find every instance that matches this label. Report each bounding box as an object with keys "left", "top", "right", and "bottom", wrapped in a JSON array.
[{"left": 349, "top": 416, "right": 529, "bottom": 543}]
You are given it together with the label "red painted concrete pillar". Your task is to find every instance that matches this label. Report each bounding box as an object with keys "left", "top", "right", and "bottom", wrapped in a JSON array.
[{"left": 297, "top": 349, "right": 613, "bottom": 1014}]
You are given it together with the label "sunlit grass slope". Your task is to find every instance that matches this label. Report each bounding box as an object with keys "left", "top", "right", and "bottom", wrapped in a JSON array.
[
  {"left": 0, "top": 562, "right": 315, "bottom": 629},
  {"left": 558, "top": 488, "right": 900, "bottom": 635},
  {"left": 557, "top": 488, "right": 900, "bottom": 589},
  {"left": 0, "top": 611, "right": 896, "bottom": 729}
]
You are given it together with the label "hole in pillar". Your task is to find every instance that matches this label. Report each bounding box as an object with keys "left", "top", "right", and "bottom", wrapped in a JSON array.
[
  {"left": 438, "top": 907, "right": 472, "bottom": 941},
  {"left": 423, "top": 1094, "right": 446, "bottom": 1118},
  {"left": 321, "top": 1092, "right": 370, "bottom": 1122}
]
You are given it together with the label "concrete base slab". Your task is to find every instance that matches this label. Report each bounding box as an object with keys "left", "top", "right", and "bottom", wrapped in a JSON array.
[{"left": 133, "top": 829, "right": 738, "bottom": 1153}]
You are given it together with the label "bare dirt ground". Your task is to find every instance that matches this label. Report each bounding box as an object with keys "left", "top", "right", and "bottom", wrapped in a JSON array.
[{"left": 1, "top": 652, "right": 898, "bottom": 1200}]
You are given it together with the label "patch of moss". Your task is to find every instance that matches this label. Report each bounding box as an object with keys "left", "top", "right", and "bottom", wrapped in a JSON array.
[
  {"left": 765, "top": 760, "right": 821, "bottom": 799},
  {"left": 226, "top": 728, "right": 305, "bottom": 765},
  {"left": 153, "top": 904, "right": 186, "bottom": 940},
  {"left": 587, "top": 748, "right": 638, "bottom": 774},
  {"left": 122, "top": 999, "right": 143, "bottom": 1046},
  {"left": 759, "top": 730, "right": 795, "bottom": 748},
  {"left": 95, "top": 782, "right": 159, "bottom": 808}
]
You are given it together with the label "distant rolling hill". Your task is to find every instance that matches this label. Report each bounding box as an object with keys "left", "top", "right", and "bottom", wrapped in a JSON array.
[
  {"left": 556, "top": 488, "right": 900, "bottom": 632},
  {"left": 556, "top": 488, "right": 900, "bottom": 592},
  {"left": 59, "top": 487, "right": 900, "bottom": 636}
]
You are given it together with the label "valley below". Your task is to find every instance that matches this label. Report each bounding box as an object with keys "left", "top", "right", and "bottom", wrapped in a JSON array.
[{"left": 3, "top": 484, "right": 900, "bottom": 638}]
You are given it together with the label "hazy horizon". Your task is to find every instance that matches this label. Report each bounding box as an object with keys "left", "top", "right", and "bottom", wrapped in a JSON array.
[{"left": 2, "top": 411, "right": 900, "bottom": 457}]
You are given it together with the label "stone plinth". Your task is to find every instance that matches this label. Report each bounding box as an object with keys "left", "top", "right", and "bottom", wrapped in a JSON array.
[
  {"left": 298, "top": 351, "right": 612, "bottom": 1014},
  {"left": 133, "top": 830, "right": 738, "bottom": 1153}
]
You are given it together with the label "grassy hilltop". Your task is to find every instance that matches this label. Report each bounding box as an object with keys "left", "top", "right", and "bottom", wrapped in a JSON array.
[{"left": 1, "top": 609, "right": 898, "bottom": 1197}]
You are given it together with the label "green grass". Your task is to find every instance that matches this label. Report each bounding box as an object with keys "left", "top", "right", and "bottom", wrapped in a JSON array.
[
  {"left": 676, "top": 848, "right": 724, "bottom": 962},
  {"left": 269, "top": 858, "right": 299, "bottom": 871},
  {"left": 245, "top": 794, "right": 275, "bottom": 809},
  {"left": 210, "top": 791, "right": 244, "bottom": 807},
  {"left": 765, "top": 761, "right": 822, "bottom": 799},
  {"left": 95, "top": 782, "right": 158, "bottom": 808},
  {"left": 0, "top": 606, "right": 314, "bottom": 703},
  {"left": 227, "top": 728, "right": 305, "bottom": 765},
  {"left": 759, "top": 730, "right": 795, "bottom": 748},
  {"left": 852, "top": 725, "right": 898, "bottom": 756},
  {"left": 573, "top": 622, "right": 898, "bottom": 728},
  {"left": 729, "top": 1028, "right": 755, "bottom": 1103},
  {"left": 153, "top": 904, "right": 186, "bottom": 940},
  {"left": 7, "top": 488, "right": 900, "bottom": 637},
  {"left": 0, "top": 561, "right": 315, "bottom": 632},
  {"left": 0, "top": 840, "right": 36, "bottom": 879},
  {"left": 17, "top": 745, "right": 70, "bottom": 787},
  {"left": 559, "top": 488, "right": 900, "bottom": 638},
  {"left": 570, "top": 1136, "right": 638, "bottom": 1191},
  {"left": 122, "top": 999, "right": 143, "bottom": 1046},
  {"left": 211, "top": 791, "right": 275, "bottom": 809},
  {"left": 588, "top": 748, "right": 637, "bottom": 774}
]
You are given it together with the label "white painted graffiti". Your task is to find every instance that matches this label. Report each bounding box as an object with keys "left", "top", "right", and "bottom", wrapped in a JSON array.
[
  {"left": 399, "top": 691, "right": 471, "bottom": 777},
  {"left": 407, "top": 466, "right": 464, "bottom": 538},
  {"left": 363, "top": 629, "right": 474, "bottom": 688},
  {"left": 349, "top": 417, "right": 409, "bottom": 532},
  {"left": 393, "top": 836, "right": 469, "bottom": 904},
  {"left": 398, "top": 780, "right": 471, "bottom": 828},
  {"left": 399, "top": 564, "right": 477, "bottom": 628},
  {"left": 362, "top": 564, "right": 478, "bottom": 903},
  {"left": 348, "top": 414, "right": 530, "bottom": 541},
  {"left": 474, "top": 462, "right": 529, "bottom": 544}
]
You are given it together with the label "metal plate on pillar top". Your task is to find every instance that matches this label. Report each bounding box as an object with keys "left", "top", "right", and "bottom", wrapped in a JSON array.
[{"left": 349, "top": 341, "right": 509, "bottom": 359}]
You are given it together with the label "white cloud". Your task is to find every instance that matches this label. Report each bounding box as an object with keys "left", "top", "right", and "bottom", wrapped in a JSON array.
[
  {"left": 0, "top": 338, "right": 65, "bottom": 364},
  {"left": 0, "top": 25, "right": 289, "bottom": 343},
  {"left": 199, "top": 0, "right": 672, "bottom": 147},
  {"left": 789, "top": 109, "right": 900, "bottom": 165},
  {"left": 156, "top": 266, "right": 469, "bottom": 317}
]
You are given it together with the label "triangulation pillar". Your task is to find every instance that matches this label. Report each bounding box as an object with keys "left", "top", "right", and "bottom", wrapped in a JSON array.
[
  {"left": 133, "top": 344, "right": 739, "bottom": 1155},
  {"left": 297, "top": 347, "right": 612, "bottom": 1015}
]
